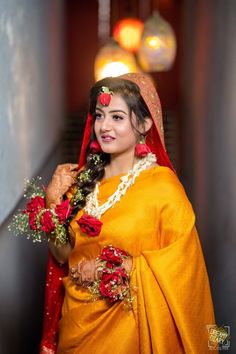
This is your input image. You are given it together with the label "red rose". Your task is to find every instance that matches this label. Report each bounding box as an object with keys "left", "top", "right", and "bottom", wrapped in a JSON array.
[
  {"left": 99, "top": 278, "right": 112, "bottom": 298},
  {"left": 99, "top": 268, "right": 128, "bottom": 302},
  {"left": 113, "top": 267, "right": 128, "bottom": 279},
  {"left": 98, "top": 92, "right": 111, "bottom": 106},
  {"left": 25, "top": 196, "right": 45, "bottom": 213},
  {"left": 40, "top": 210, "right": 56, "bottom": 232},
  {"left": 100, "top": 246, "right": 124, "bottom": 266},
  {"left": 55, "top": 199, "right": 72, "bottom": 222},
  {"left": 100, "top": 246, "right": 128, "bottom": 267},
  {"left": 134, "top": 143, "right": 151, "bottom": 157},
  {"left": 29, "top": 211, "right": 38, "bottom": 231},
  {"left": 77, "top": 213, "right": 103, "bottom": 236}
]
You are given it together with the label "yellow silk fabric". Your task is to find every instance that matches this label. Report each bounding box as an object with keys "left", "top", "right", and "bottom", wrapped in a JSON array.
[{"left": 57, "top": 166, "right": 217, "bottom": 354}]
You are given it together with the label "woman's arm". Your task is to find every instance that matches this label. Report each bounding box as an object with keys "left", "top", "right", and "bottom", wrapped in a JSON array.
[
  {"left": 48, "top": 239, "right": 73, "bottom": 264},
  {"left": 45, "top": 163, "right": 79, "bottom": 263}
]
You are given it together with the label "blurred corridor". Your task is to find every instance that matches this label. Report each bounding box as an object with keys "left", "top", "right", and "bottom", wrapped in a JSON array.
[{"left": 0, "top": 0, "right": 235, "bottom": 352}]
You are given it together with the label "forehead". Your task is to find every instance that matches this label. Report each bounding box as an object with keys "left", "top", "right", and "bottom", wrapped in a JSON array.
[{"left": 96, "top": 94, "right": 129, "bottom": 112}]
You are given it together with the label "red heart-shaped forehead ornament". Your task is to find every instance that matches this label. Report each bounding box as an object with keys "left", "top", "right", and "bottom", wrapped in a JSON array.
[{"left": 98, "top": 86, "right": 113, "bottom": 106}]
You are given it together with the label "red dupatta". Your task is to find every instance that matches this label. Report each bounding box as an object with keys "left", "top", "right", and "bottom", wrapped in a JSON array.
[{"left": 40, "top": 73, "right": 174, "bottom": 353}]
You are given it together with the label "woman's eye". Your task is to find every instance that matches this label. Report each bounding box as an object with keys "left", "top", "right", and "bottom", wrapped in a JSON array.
[
  {"left": 95, "top": 113, "right": 103, "bottom": 120},
  {"left": 113, "top": 115, "right": 123, "bottom": 121}
]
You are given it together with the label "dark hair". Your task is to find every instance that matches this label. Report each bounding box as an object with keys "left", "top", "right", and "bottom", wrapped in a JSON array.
[
  {"left": 89, "top": 77, "right": 150, "bottom": 129},
  {"left": 74, "top": 77, "right": 151, "bottom": 210}
]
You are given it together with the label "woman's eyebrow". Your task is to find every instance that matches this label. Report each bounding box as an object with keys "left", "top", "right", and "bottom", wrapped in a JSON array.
[{"left": 95, "top": 107, "right": 128, "bottom": 115}]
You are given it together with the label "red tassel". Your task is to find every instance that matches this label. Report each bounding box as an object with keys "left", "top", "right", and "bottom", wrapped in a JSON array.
[
  {"left": 135, "top": 134, "right": 151, "bottom": 157},
  {"left": 135, "top": 143, "right": 151, "bottom": 157},
  {"left": 90, "top": 140, "right": 103, "bottom": 153}
]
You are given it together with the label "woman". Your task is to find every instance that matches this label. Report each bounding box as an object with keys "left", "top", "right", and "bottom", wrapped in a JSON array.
[{"left": 40, "top": 73, "right": 217, "bottom": 353}]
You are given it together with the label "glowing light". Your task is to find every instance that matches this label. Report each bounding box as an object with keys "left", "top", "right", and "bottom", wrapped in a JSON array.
[
  {"left": 145, "top": 36, "right": 162, "bottom": 50},
  {"left": 94, "top": 40, "right": 140, "bottom": 81},
  {"left": 113, "top": 18, "right": 144, "bottom": 52},
  {"left": 137, "top": 12, "right": 177, "bottom": 72},
  {"left": 99, "top": 62, "right": 131, "bottom": 78}
]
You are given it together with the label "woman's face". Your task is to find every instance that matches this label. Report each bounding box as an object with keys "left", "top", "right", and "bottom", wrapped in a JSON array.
[{"left": 94, "top": 94, "right": 138, "bottom": 157}]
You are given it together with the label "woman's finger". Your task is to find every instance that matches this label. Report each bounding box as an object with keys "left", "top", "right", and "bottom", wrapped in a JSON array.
[
  {"left": 55, "top": 163, "right": 78, "bottom": 173},
  {"left": 65, "top": 163, "right": 79, "bottom": 171},
  {"left": 61, "top": 175, "right": 76, "bottom": 187},
  {"left": 70, "top": 171, "right": 79, "bottom": 178}
]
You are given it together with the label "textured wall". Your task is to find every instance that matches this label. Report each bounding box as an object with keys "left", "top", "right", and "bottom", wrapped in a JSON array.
[
  {"left": 182, "top": 0, "right": 236, "bottom": 350},
  {"left": 0, "top": 1, "right": 64, "bottom": 353},
  {"left": 0, "top": 0, "right": 64, "bottom": 225}
]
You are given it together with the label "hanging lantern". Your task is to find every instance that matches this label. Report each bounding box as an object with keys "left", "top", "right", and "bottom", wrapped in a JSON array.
[
  {"left": 94, "top": 40, "right": 140, "bottom": 82},
  {"left": 113, "top": 18, "right": 144, "bottom": 52},
  {"left": 137, "top": 11, "right": 177, "bottom": 72}
]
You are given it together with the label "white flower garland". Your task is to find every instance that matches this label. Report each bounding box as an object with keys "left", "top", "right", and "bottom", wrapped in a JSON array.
[{"left": 85, "top": 153, "right": 157, "bottom": 219}]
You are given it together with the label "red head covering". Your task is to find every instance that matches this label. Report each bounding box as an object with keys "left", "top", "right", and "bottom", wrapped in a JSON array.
[
  {"left": 78, "top": 73, "right": 174, "bottom": 171},
  {"left": 40, "top": 73, "right": 174, "bottom": 353}
]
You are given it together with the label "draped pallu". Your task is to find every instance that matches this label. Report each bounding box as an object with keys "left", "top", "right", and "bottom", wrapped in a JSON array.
[{"left": 57, "top": 166, "right": 217, "bottom": 354}]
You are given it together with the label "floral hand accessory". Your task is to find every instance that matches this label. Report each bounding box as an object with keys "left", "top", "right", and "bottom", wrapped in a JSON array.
[
  {"left": 70, "top": 246, "right": 133, "bottom": 305},
  {"left": 8, "top": 177, "right": 72, "bottom": 245},
  {"left": 90, "top": 245, "right": 133, "bottom": 304},
  {"left": 8, "top": 154, "right": 105, "bottom": 244}
]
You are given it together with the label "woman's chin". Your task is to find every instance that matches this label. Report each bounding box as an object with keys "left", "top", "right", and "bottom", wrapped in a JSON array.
[{"left": 100, "top": 144, "right": 117, "bottom": 154}]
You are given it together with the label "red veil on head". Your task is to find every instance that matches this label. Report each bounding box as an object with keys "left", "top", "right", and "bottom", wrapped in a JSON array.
[
  {"left": 40, "top": 73, "right": 174, "bottom": 353},
  {"left": 79, "top": 73, "right": 174, "bottom": 171}
]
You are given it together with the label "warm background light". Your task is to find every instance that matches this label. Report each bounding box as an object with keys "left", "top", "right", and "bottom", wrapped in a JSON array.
[
  {"left": 113, "top": 18, "right": 144, "bottom": 52},
  {"left": 94, "top": 40, "right": 140, "bottom": 81},
  {"left": 145, "top": 36, "right": 162, "bottom": 49},
  {"left": 137, "top": 12, "right": 177, "bottom": 72},
  {"left": 98, "top": 62, "right": 131, "bottom": 79}
]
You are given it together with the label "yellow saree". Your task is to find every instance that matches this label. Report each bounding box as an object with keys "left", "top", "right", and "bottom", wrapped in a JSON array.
[{"left": 57, "top": 166, "right": 217, "bottom": 354}]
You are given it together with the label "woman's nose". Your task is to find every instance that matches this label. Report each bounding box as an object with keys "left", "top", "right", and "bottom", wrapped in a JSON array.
[{"left": 100, "top": 116, "right": 112, "bottom": 131}]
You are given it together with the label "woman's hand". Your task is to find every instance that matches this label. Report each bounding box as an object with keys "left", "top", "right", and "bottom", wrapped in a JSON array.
[
  {"left": 46, "top": 163, "right": 79, "bottom": 209},
  {"left": 69, "top": 257, "right": 133, "bottom": 286}
]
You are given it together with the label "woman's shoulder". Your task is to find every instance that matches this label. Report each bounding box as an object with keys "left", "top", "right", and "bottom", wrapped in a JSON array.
[
  {"left": 141, "top": 165, "right": 191, "bottom": 204},
  {"left": 141, "top": 165, "right": 181, "bottom": 188}
]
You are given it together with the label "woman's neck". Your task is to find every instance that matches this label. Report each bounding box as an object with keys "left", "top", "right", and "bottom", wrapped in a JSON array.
[{"left": 104, "top": 151, "right": 139, "bottom": 179}]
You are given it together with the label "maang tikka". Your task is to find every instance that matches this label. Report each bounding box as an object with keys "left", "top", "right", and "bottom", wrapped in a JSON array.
[{"left": 98, "top": 86, "right": 113, "bottom": 106}]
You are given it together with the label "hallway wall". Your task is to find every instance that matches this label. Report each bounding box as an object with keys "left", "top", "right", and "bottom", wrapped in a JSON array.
[
  {"left": 0, "top": 0, "right": 64, "bottom": 225},
  {"left": 0, "top": 1, "right": 64, "bottom": 353},
  {"left": 182, "top": 0, "right": 236, "bottom": 348}
]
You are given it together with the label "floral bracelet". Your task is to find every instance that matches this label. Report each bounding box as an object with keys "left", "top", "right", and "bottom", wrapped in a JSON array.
[
  {"left": 8, "top": 177, "right": 71, "bottom": 245},
  {"left": 87, "top": 246, "right": 132, "bottom": 305}
]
